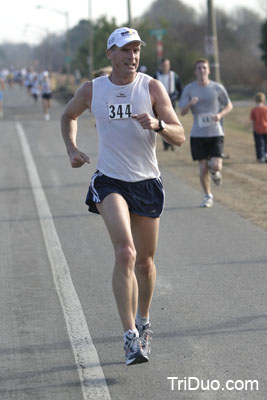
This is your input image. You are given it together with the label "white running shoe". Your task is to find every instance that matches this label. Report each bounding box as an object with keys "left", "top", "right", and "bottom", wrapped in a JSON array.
[
  {"left": 124, "top": 331, "right": 148, "bottom": 366},
  {"left": 45, "top": 113, "right": 50, "bottom": 121},
  {"left": 200, "top": 195, "right": 213, "bottom": 208},
  {"left": 210, "top": 170, "right": 222, "bottom": 186},
  {"left": 136, "top": 323, "right": 153, "bottom": 356}
]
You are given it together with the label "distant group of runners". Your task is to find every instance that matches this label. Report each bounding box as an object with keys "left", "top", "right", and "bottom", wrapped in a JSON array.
[
  {"left": 0, "top": 67, "right": 53, "bottom": 121},
  {"left": 23, "top": 68, "right": 53, "bottom": 120}
]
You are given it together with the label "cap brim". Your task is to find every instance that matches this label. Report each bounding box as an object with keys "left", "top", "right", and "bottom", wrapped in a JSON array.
[{"left": 119, "top": 39, "right": 146, "bottom": 48}]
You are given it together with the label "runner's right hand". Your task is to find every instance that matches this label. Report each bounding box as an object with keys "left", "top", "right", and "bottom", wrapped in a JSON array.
[{"left": 69, "top": 149, "right": 90, "bottom": 168}]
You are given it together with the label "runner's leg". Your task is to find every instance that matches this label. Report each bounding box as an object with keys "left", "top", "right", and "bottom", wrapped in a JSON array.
[
  {"left": 130, "top": 214, "right": 159, "bottom": 318},
  {"left": 96, "top": 193, "right": 138, "bottom": 332},
  {"left": 210, "top": 156, "right": 222, "bottom": 173},
  {"left": 199, "top": 159, "right": 211, "bottom": 195}
]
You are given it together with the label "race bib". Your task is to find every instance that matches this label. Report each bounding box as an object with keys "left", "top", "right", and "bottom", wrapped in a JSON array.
[
  {"left": 198, "top": 113, "right": 216, "bottom": 128},
  {"left": 109, "top": 103, "right": 132, "bottom": 120}
]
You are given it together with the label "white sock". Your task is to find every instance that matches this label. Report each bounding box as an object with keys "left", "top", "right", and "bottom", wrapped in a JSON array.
[
  {"left": 206, "top": 193, "right": 213, "bottom": 199},
  {"left": 135, "top": 312, "right": 149, "bottom": 328}
]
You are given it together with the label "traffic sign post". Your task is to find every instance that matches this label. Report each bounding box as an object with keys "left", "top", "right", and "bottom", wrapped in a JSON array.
[
  {"left": 157, "top": 39, "right": 163, "bottom": 60},
  {"left": 206, "top": 0, "right": 221, "bottom": 82},
  {"left": 150, "top": 29, "right": 167, "bottom": 64}
]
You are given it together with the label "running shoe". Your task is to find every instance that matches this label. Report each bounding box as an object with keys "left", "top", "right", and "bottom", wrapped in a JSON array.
[
  {"left": 124, "top": 332, "right": 148, "bottom": 366},
  {"left": 200, "top": 195, "right": 213, "bottom": 208},
  {"left": 210, "top": 170, "right": 222, "bottom": 185},
  {"left": 137, "top": 323, "right": 153, "bottom": 356}
]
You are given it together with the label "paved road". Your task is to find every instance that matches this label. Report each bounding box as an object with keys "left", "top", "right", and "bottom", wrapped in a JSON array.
[{"left": 1, "top": 86, "right": 267, "bottom": 399}]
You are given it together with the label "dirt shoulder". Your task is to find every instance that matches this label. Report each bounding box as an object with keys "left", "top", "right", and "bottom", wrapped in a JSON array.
[{"left": 157, "top": 103, "right": 267, "bottom": 232}]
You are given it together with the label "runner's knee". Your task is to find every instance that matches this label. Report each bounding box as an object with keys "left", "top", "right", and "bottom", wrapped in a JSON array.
[
  {"left": 115, "top": 244, "right": 136, "bottom": 273},
  {"left": 199, "top": 163, "right": 208, "bottom": 176},
  {"left": 210, "top": 158, "right": 222, "bottom": 171},
  {"left": 135, "top": 257, "right": 154, "bottom": 276}
]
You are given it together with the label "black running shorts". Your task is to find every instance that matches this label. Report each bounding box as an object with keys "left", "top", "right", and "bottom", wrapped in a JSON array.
[
  {"left": 42, "top": 93, "right": 52, "bottom": 100},
  {"left": 190, "top": 136, "right": 224, "bottom": 160},
  {"left": 85, "top": 171, "right": 165, "bottom": 218}
]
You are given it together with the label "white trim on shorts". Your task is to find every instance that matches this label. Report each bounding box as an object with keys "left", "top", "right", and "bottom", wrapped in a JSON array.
[
  {"left": 90, "top": 171, "right": 103, "bottom": 203},
  {"left": 156, "top": 176, "right": 165, "bottom": 217}
]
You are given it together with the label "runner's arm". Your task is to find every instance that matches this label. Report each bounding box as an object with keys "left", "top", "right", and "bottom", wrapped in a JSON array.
[
  {"left": 132, "top": 79, "right": 185, "bottom": 147},
  {"left": 61, "top": 82, "right": 92, "bottom": 168},
  {"left": 214, "top": 101, "right": 233, "bottom": 121},
  {"left": 180, "top": 96, "right": 199, "bottom": 116}
]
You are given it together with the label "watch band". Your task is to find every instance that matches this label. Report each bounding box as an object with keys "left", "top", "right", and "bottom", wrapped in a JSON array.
[{"left": 154, "top": 119, "right": 165, "bottom": 132}]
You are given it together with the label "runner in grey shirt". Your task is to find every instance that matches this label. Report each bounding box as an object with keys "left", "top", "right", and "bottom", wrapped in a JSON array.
[{"left": 179, "top": 58, "right": 233, "bottom": 207}]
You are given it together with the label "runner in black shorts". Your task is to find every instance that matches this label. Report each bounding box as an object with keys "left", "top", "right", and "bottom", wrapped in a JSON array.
[
  {"left": 179, "top": 58, "right": 232, "bottom": 207},
  {"left": 61, "top": 27, "right": 185, "bottom": 366}
]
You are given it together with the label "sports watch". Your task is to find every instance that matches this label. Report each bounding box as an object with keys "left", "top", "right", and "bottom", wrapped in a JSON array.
[{"left": 154, "top": 119, "right": 166, "bottom": 132}]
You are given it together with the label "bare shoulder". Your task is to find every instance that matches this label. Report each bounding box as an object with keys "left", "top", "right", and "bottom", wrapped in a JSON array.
[
  {"left": 63, "top": 81, "right": 92, "bottom": 118},
  {"left": 149, "top": 78, "right": 169, "bottom": 100},
  {"left": 76, "top": 81, "right": 92, "bottom": 104},
  {"left": 149, "top": 78, "right": 165, "bottom": 94},
  {"left": 149, "top": 77, "right": 171, "bottom": 109}
]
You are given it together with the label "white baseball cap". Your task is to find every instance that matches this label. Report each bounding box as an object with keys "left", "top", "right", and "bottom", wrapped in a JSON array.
[{"left": 107, "top": 27, "right": 146, "bottom": 50}]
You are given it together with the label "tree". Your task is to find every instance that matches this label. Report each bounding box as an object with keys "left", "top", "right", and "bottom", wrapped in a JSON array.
[
  {"left": 216, "top": 7, "right": 265, "bottom": 87},
  {"left": 73, "top": 16, "right": 118, "bottom": 77},
  {"left": 69, "top": 20, "right": 90, "bottom": 55},
  {"left": 0, "top": 0, "right": 266, "bottom": 92},
  {"left": 137, "top": 0, "right": 203, "bottom": 81},
  {"left": 0, "top": 43, "right": 33, "bottom": 69},
  {"left": 0, "top": 47, "right": 8, "bottom": 68}
]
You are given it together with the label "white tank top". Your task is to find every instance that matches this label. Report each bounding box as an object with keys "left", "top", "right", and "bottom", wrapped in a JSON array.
[
  {"left": 91, "top": 73, "right": 160, "bottom": 182},
  {"left": 42, "top": 78, "right": 52, "bottom": 94}
]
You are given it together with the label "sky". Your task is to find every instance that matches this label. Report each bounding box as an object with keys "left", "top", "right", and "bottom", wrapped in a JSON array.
[{"left": 0, "top": 0, "right": 264, "bottom": 45}]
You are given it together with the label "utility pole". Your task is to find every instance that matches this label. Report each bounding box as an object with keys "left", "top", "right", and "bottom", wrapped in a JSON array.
[
  {"left": 206, "top": 0, "right": 220, "bottom": 82},
  {"left": 127, "top": 0, "right": 132, "bottom": 27},
  {"left": 65, "top": 11, "right": 71, "bottom": 83},
  {"left": 88, "top": 0, "right": 94, "bottom": 79}
]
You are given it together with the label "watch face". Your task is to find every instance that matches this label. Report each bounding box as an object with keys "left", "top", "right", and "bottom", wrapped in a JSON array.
[{"left": 155, "top": 119, "right": 165, "bottom": 132}]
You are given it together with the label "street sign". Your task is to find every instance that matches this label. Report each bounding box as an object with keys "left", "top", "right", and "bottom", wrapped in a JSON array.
[
  {"left": 150, "top": 29, "right": 167, "bottom": 63},
  {"left": 150, "top": 28, "right": 167, "bottom": 39},
  {"left": 64, "top": 56, "right": 72, "bottom": 64}
]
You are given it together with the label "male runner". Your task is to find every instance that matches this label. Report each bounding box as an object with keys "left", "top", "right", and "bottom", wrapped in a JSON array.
[
  {"left": 179, "top": 58, "right": 233, "bottom": 207},
  {"left": 61, "top": 27, "right": 185, "bottom": 365}
]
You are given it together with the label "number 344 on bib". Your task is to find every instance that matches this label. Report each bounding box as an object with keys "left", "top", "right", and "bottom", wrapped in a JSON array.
[{"left": 109, "top": 103, "right": 132, "bottom": 120}]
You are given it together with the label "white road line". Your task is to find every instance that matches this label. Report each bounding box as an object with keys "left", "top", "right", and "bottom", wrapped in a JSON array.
[{"left": 15, "top": 122, "right": 111, "bottom": 400}]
